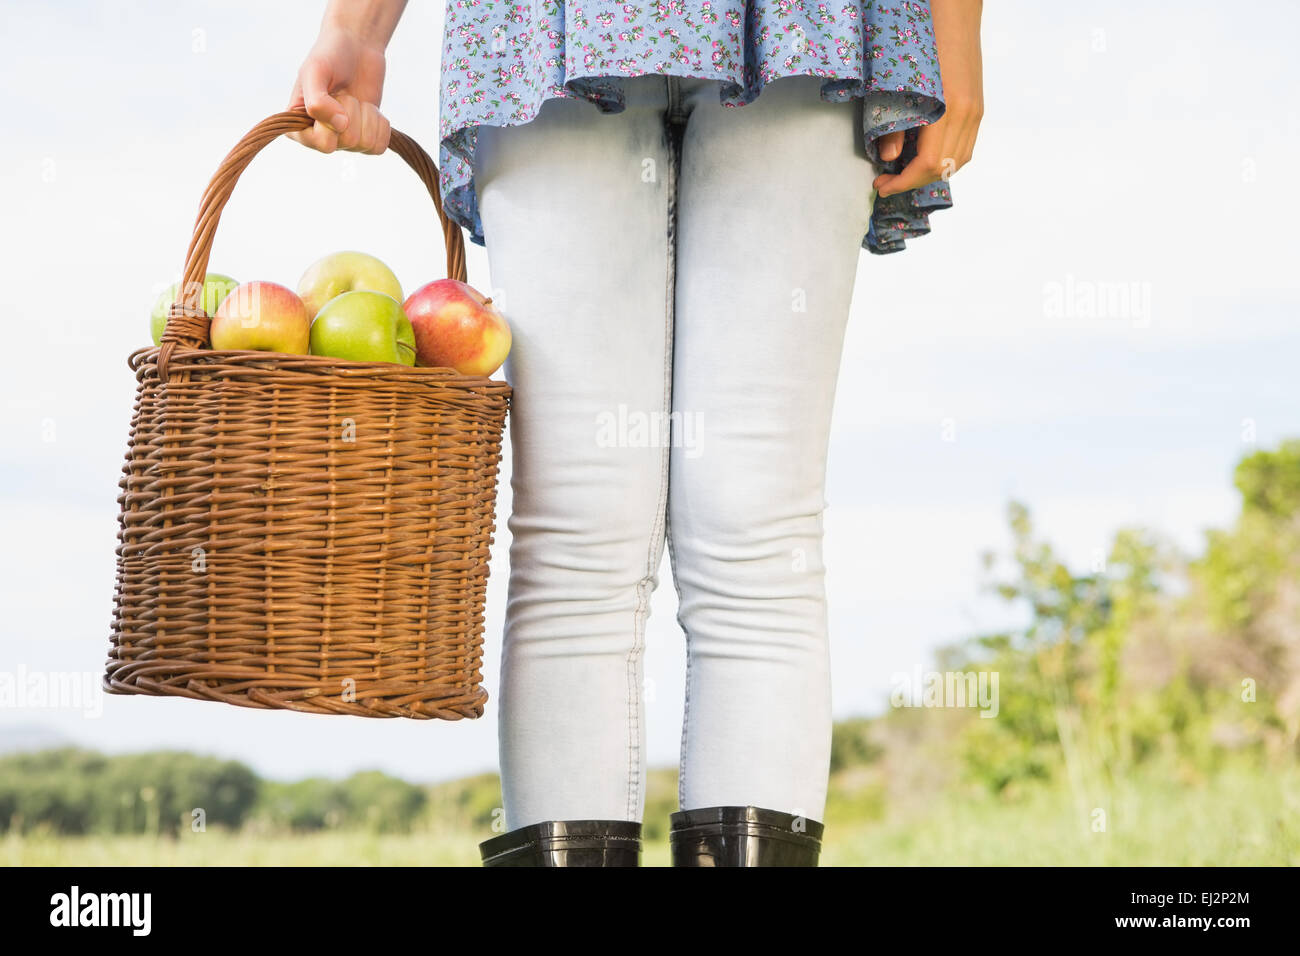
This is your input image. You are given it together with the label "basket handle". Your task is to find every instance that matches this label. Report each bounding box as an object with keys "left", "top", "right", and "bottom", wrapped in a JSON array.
[{"left": 158, "top": 108, "right": 467, "bottom": 377}]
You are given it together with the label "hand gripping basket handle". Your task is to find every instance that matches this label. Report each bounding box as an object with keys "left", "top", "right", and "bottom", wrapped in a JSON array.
[{"left": 157, "top": 108, "right": 467, "bottom": 377}]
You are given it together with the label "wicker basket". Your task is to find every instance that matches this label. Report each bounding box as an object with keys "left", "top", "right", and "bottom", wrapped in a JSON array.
[{"left": 103, "top": 110, "right": 511, "bottom": 719}]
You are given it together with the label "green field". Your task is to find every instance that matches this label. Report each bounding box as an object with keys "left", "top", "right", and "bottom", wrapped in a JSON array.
[
  {"left": 8, "top": 442, "right": 1299, "bottom": 867},
  {"left": 5, "top": 761, "right": 1294, "bottom": 866}
]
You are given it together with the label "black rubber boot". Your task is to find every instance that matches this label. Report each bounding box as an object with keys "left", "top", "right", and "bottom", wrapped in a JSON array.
[
  {"left": 668, "top": 806, "right": 825, "bottom": 867},
  {"left": 479, "top": 819, "right": 643, "bottom": 867}
]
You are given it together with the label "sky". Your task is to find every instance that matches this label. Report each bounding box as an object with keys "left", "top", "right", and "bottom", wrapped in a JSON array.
[{"left": 1, "top": 0, "right": 1297, "bottom": 783}]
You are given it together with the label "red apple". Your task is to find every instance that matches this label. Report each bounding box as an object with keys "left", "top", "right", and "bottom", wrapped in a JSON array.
[
  {"left": 210, "top": 281, "right": 310, "bottom": 354},
  {"left": 403, "top": 279, "right": 512, "bottom": 376}
]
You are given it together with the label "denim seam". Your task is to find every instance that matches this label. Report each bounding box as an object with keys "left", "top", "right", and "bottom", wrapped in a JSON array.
[
  {"left": 662, "top": 74, "right": 691, "bottom": 811},
  {"left": 627, "top": 90, "right": 678, "bottom": 823},
  {"left": 665, "top": 74, "right": 684, "bottom": 124},
  {"left": 670, "top": 515, "right": 691, "bottom": 806}
]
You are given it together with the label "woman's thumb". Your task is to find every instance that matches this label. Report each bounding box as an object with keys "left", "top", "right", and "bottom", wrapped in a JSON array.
[{"left": 297, "top": 58, "right": 348, "bottom": 133}]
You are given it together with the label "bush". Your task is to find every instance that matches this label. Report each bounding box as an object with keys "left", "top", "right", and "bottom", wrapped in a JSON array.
[
  {"left": 0, "top": 748, "right": 259, "bottom": 835},
  {"left": 830, "top": 718, "right": 883, "bottom": 773},
  {"left": 254, "top": 771, "right": 426, "bottom": 834}
]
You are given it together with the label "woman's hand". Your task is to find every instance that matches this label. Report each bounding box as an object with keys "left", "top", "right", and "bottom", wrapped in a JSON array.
[
  {"left": 873, "top": 0, "right": 983, "bottom": 198},
  {"left": 287, "top": 0, "right": 409, "bottom": 154}
]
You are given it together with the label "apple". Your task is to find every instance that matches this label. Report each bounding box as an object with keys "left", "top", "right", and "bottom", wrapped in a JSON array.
[
  {"left": 150, "top": 273, "right": 239, "bottom": 346},
  {"left": 297, "top": 251, "right": 403, "bottom": 319},
  {"left": 209, "top": 281, "right": 311, "bottom": 354},
  {"left": 403, "top": 279, "right": 512, "bottom": 376},
  {"left": 309, "top": 291, "right": 416, "bottom": 365}
]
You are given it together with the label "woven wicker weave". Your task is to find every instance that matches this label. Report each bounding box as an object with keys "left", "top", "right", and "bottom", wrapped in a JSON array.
[{"left": 104, "top": 110, "right": 510, "bottom": 719}]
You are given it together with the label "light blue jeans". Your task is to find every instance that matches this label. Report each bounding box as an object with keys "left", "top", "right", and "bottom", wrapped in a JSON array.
[{"left": 473, "top": 74, "right": 875, "bottom": 830}]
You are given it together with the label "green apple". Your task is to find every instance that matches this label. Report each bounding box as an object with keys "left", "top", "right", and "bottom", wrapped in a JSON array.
[
  {"left": 150, "top": 273, "right": 239, "bottom": 345},
  {"left": 310, "top": 291, "right": 416, "bottom": 365},
  {"left": 297, "top": 251, "right": 403, "bottom": 319}
]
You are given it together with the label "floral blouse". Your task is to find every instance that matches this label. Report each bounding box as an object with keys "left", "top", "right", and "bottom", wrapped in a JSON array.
[{"left": 438, "top": 1, "right": 951, "bottom": 255}]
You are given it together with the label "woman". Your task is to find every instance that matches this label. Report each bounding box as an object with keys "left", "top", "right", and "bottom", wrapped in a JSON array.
[{"left": 289, "top": 0, "right": 983, "bottom": 866}]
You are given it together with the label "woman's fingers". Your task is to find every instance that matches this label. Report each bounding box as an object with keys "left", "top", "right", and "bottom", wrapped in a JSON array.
[
  {"left": 287, "top": 60, "right": 348, "bottom": 153},
  {"left": 873, "top": 123, "right": 950, "bottom": 197},
  {"left": 287, "top": 92, "right": 391, "bottom": 155},
  {"left": 872, "top": 100, "right": 982, "bottom": 198},
  {"left": 874, "top": 117, "right": 946, "bottom": 197},
  {"left": 877, "top": 130, "right": 905, "bottom": 162},
  {"left": 287, "top": 82, "right": 389, "bottom": 155},
  {"left": 298, "top": 57, "right": 349, "bottom": 132},
  {"left": 873, "top": 159, "right": 941, "bottom": 198},
  {"left": 333, "top": 96, "right": 391, "bottom": 154},
  {"left": 366, "top": 107, "right": 392, "bottom": 155}
]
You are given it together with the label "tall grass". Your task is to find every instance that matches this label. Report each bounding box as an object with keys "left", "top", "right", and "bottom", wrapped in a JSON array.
[{"left": 5, "top": 760, "right": 1294, "bottom": 866}]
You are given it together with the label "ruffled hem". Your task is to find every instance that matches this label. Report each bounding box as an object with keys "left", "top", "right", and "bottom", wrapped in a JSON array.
[{"left": 438, "top": 3, "right": 951, "bottom": 255}]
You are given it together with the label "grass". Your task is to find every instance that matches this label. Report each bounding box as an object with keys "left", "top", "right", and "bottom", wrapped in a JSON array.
[
  {"left": 5, "top": 761, "right": 1296, "bottom": 866},
  {"left": 822, "top": 761, "right": 1300, "bottom": 866}
]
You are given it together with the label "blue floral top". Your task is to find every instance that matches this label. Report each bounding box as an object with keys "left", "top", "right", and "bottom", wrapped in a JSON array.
[{"left": 438, "top": 1, "right": 951, "bottom": 254}]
